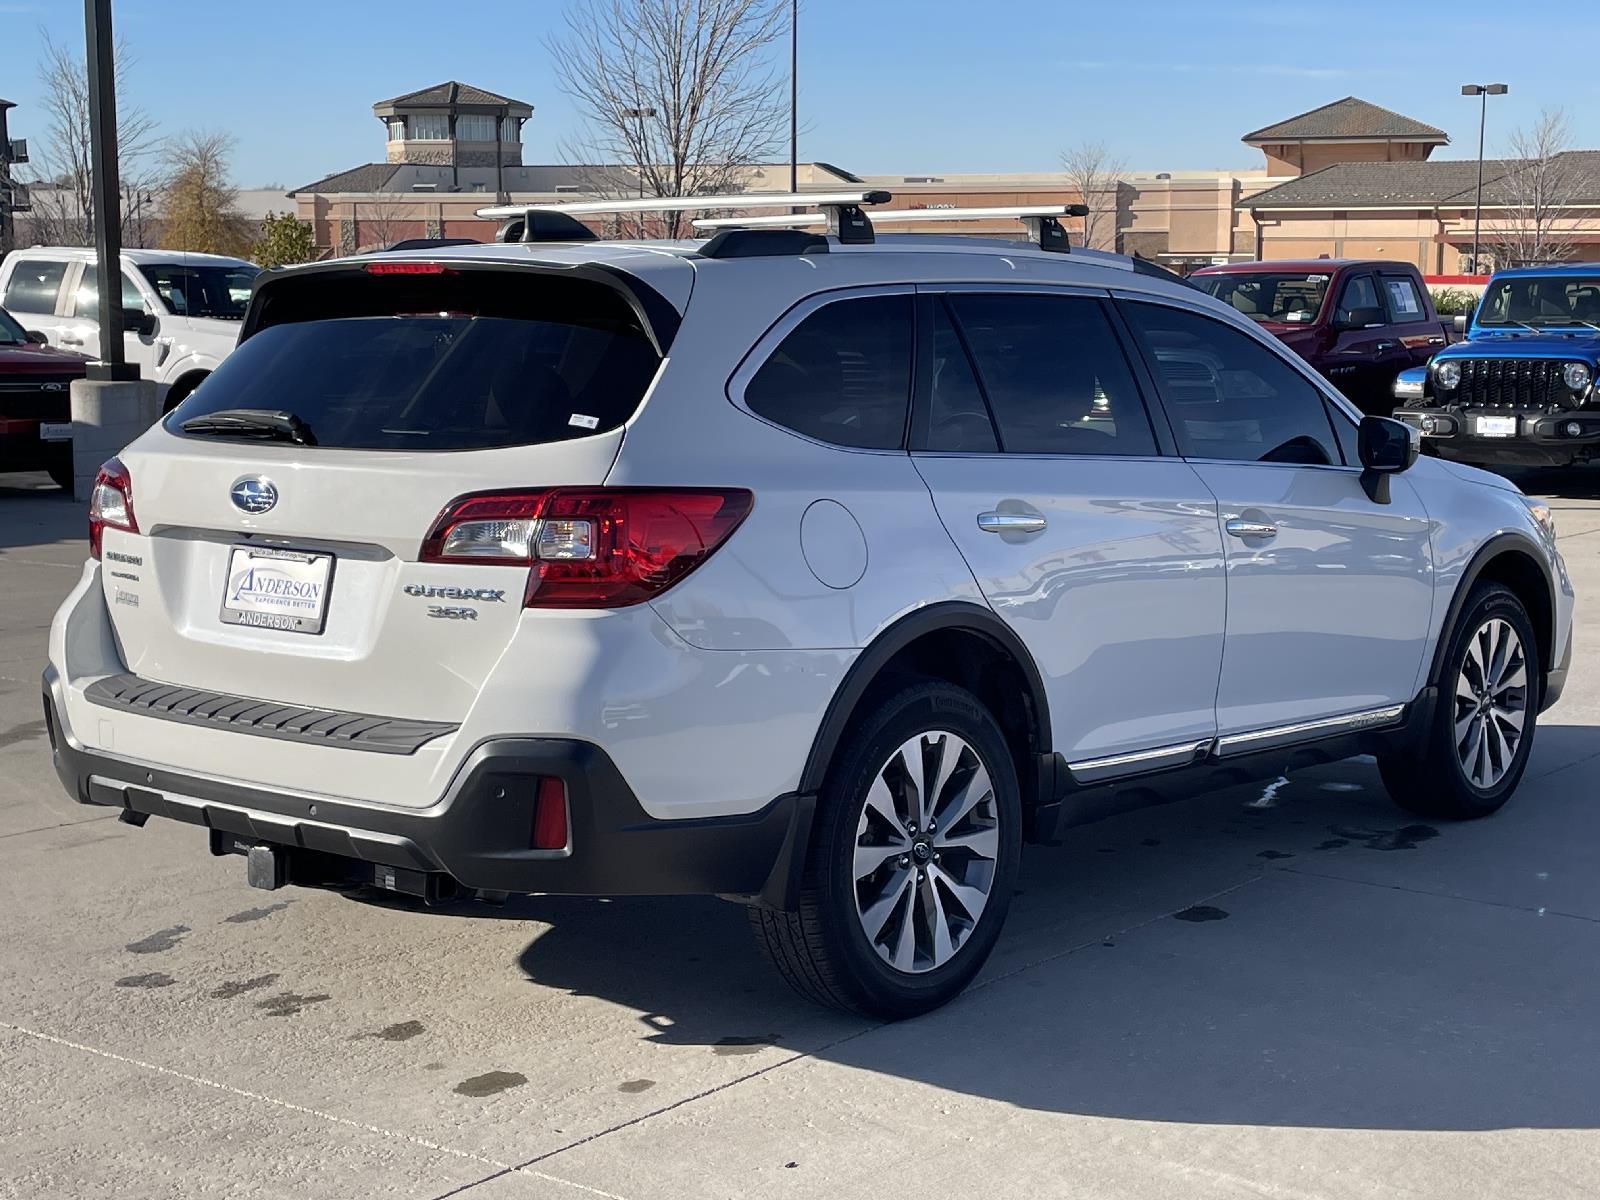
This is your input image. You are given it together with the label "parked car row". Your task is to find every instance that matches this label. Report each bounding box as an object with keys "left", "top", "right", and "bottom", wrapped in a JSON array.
[{"left": 0, "top": 246, "right": 259, "bottom": 487}]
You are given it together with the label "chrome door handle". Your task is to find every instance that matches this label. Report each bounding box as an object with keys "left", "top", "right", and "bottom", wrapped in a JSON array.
[
  {"left": 1428, "top": 336, "right": 1446, "bottom": 345},
  {"left": 58, "top": 334, "right": 83, "bottom": 346},
  {"left": 977, "top": 511, "right": 1047, "bottom": 535},
  {"left": 1375, "top": 340, "right": 1399, "bottom": 352},
  {"left": 1225, "top": 518, "right": 1277, "bottom": 539}
]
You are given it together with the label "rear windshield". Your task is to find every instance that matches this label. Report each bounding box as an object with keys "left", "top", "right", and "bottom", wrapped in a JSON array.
[
  {"left": 1195, "top": 272, "right": 1331, "bottom": 324},
  {"left": 167, "top": 271, "right": 662, "bottom": 451}
]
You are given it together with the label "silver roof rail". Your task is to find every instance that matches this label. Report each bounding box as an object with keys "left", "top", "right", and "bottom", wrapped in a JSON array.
[
  {"left": 691, "top": 203, "right": 1091, "bottom": 253},
  {"left": 477, "top": 190, "right": 893, "bottom": 246}
]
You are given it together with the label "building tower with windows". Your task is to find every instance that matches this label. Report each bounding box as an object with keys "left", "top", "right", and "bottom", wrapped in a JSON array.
[{"left": 372, "top": 82, "right": 532, "bottom": 197}]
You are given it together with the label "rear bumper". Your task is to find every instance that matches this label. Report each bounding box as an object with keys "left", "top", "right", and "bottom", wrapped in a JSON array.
[
  {"left": 44, "top": 670, "right": 812, "bottom": 907},
  {"left": 1395, "top": 406, "right": 1600, "bottom": 465}
]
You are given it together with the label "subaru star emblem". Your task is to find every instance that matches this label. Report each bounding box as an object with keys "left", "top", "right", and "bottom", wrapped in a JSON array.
[{"left": 229, "top": 476, "right": 278, "bottom": 515}]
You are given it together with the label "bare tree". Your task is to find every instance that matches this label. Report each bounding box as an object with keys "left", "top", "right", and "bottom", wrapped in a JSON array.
[
  {"left": 22, "top": 30, "right": 161, "bottom": 246},
  {"left": 1060, "top": 139, "right": 1126, "bottom": 251},
  {"left": 354, "top": 195, "right": 417, "bottom": 252},
  {"left": 1485, "top": 109, "right": 1579, "bottom": 268},
  {"left": 548, "top": 0, "right": 790, "bottom": 238},
  {"left": 159, "top": 130, "right": 252, "bottom": 255}
]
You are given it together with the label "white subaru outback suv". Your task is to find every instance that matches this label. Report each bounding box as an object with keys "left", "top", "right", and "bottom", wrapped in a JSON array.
[{"left": 43, "top": 195, "right": 1574, "bottom": 1018}]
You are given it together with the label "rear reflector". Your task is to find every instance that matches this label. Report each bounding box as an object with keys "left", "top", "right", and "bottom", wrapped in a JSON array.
[
  {"left": 532, "top": 777, "right": 569, "bottom": 851},
  {"left": 364, "top": 261, "right": 456, "bottom": 275},
  {"left": 420, "top": 488, "right": 753, "bottom": 608},
  {"left": 88, "top": 457, "right": 137, "bottom": 560}
]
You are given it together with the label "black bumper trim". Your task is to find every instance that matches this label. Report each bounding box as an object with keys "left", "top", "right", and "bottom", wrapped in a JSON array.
[
  {"left": 1398, "top": 406, "right": 1600, "bottom": 463},
  {"left": 48, "top": 684, "right": 812, "bottom": 906},
  {"left": 84, "top": 672, "right": 457, "bottom": 755}
]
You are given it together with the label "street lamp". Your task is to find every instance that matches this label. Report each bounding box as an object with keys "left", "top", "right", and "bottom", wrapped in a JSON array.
[
  {"left": 789, "top": 0, "right": 798, "bottom": 195},
  {"left": 622, "top": 106, "right": 656, "bottom": 199},
  {"left": 1461, "top": 82, "right": 1509, "bottom": 274}
]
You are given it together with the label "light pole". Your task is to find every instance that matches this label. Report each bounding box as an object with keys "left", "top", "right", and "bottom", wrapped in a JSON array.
[
  {"left": 622, "top": 106, "right": 655, "bottom": 199},
  {"left": 1461, "top": 82, "right": 1508, "bottom": 274},
  {"left": 789, "top": 0, "right": 798, "bottom": 194}
]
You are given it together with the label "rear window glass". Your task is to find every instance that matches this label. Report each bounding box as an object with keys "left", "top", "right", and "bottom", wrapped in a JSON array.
[
  {"left": 744, "top": 295, "right": 912, "bottom": 449},
  {"left": 168, "top": 271, "right": 662, "bottom": 452},
  {"left": 3, "top": 259, "right": 67, "bottom": 314}
]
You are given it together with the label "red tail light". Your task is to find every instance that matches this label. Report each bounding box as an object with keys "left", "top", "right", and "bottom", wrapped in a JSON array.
[
  {"left": 420, "top": 488, "right": 753, "bottom": 608},
  {"left": 532, "top": 777, "right": 569, "bottom": 850},
  {"left": 88, "top": 457, "right": 137, "bottom": 560}
]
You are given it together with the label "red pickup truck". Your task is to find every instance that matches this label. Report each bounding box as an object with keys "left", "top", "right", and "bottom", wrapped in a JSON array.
[{"left": 1189, "top": 260, "right": 1457, "bottom": 415}]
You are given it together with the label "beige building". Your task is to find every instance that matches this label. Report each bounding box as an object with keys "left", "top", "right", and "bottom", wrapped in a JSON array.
[{"left": 290, "top": 88, "right": 1599, "bottom": 272}]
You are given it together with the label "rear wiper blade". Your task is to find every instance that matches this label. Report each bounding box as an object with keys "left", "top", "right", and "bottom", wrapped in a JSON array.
[{"left": 180, "top": 409, "right": 317, "bottom": 446}]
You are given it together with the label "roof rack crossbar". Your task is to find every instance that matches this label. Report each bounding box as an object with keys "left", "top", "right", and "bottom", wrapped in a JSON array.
[
  {"left": 691, "top": 203, "right": 1090, "bottom": 253},
  {"left": 478, "top": 189, "right": 892, "bottom": 245}
]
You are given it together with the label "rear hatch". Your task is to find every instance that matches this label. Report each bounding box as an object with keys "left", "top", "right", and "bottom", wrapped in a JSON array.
[{"left": 101, "top": 258, "right": 681, "bottom": 723}]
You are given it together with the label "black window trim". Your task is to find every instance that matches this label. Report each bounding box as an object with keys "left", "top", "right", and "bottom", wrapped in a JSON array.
[
  {"left": 907, "top": 282, "right": 1173, "bottom": 460},
  {"left": 726, "top": 283, "right": 918, "bottom": 456},
  {"left": 1114, "top": 291, "right": 1359, "bottom": 471}
]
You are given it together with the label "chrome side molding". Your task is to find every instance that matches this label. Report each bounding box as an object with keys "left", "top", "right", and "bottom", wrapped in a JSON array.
[
  {"left": 1065, "top": 703, "right": 1408, "bottom": 783},
  {"left": 1067, "top": 739, "right": 1211, "bottom": 784},
  {"left": 1212, "top": 704, "right": 1406, "bottom": 758}
]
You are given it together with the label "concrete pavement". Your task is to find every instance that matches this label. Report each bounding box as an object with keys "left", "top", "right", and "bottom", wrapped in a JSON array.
[{"left": 2, "top": 467, "right": 1598, "bottom": 1200}]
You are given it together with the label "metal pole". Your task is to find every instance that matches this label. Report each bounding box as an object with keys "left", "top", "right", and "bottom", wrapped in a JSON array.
[
  {"left": 636, "top": 109, "right": 646, "bottom": 199},
  {"left": 789, "top": 0, "right": 798, "bottom": 194},
  {"left": 1472, "top": 87, "right": 1486, "bottom": 275},
  {"left": 84, "top": 0, "right": 134, "bottom": 380},
  {"left": 0, "top": 101, "right": 15, "bottom": 260}
]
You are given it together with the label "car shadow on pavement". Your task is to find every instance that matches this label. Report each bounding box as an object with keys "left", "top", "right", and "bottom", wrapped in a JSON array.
[
  {"left": 499, "top": 727, "right": 1600, "bottom": 1132},
  {"left": 0, "top": 473, "right": 81, "bottom": 551}
]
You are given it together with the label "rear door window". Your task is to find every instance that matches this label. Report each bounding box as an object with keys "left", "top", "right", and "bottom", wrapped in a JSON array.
[
  {"left": 743, "top": 295, "right": 913, "bottom": 450},
  {"left": 168, "top": 271, "right": 662, "bottom": 451},
  {"left": 1335, "top": 274, "right": 1384, "bottom": 326},
  {"left": 946, "top": 293, "right": 1157, "bottom": 456},
  {"left": 1381, "top": 275, "right": 1425, "bottom": 322},
  {"left": 3, "top": 259, "right": 68, "bottom": 315},
  {"left": 73, "top": 266, "right": 147, "bottom": 317}
]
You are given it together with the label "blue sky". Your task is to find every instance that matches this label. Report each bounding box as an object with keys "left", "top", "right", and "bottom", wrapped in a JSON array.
[{"left": 2, "top": 0, "right": 1597, "bottom": 187}]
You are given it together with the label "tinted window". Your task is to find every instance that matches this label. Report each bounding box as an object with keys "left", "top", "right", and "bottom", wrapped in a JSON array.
[
  {"left": 139, "top": 263, "right": 259, "bottom": 320},
  {"left": 74, "top": 266, "right": 147, "bottom": 318},
  {"left": 3, "top": 259, "right": 67, "bottom": 314},
  {"left": 1382, "top": 276, "right": 1424, "bottom": 321},
  {"left": 745, "top": 295, "right": 912, "bottom": 449},
  {"left": 1126, "top": 303, "right": 1340, "bottom": 466},
  {"left": 925, "top": 301, "right": 998, "bottom": 453},
  {"left": 0, "top": 309, "right": 30, "bottom": 345},
  {"left": 947, "top": 294, "right": 1155, "bottom": 456},
  {"left": 1335, "top": 274, "right": 1383, "bottom": 324},
  {"left": 170, "top": 279, "right": 661, "bottom": 452}
]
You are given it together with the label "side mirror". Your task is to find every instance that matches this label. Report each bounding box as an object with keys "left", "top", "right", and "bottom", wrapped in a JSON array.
[
  {"left": 1392, "top": 365, "right": 1428, "bottom": 403},
  {"left": 24, "top": 330, "right": 47, "bottom": 345},
  {"left": 1452, "top": 313, "right": 1469, "bottom": 333},
  {"left": 1336, "top": 306, "right": 1387, "bottom": 331},
  {"left": 1358, "top": 415, "right": 1419, "bottom": 504},
  {"left": 123, "top": 306, "right": 157, "bottom": 336}
]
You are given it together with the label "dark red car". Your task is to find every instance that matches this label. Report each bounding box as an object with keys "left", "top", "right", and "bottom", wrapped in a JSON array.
[
  {"left": 1190, "top": 260, "right": 1457, "bottom": 415},
  {"left": 0, "top": 305, "right": 87, "bottom": 490}
]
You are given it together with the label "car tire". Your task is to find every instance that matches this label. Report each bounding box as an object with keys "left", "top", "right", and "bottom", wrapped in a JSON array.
[
  {"left": 749, "top": 680, "right": 1022, "bottom": 1019},
  {"left": 1379, "top": 582, "right": 1540, "bottom": 820}
]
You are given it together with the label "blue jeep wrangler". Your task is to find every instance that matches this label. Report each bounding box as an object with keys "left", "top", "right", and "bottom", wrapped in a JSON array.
[{"left": 1393, "top": 263, "right": 1600, "bottom": 467}]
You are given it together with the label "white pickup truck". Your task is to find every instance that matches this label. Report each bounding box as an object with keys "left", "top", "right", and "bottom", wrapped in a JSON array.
[{"left": 0, "top": 246, "right": 259, "bottom": 410}]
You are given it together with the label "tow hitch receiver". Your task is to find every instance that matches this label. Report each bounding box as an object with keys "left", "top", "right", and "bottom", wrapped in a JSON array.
[{"left": 247, "top": 845, "right": 288, "bottom": 891}]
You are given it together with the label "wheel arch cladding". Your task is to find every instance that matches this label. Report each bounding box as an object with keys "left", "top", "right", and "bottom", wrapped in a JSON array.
[
  {"left": 1436, "top": 534, "right": 1554, "bottom": 684},
  {"left": 799, "top": 602, "right": 1052, "bottom": 834}
]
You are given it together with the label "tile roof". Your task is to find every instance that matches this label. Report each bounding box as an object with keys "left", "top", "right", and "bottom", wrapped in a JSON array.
[
  {"left": 1247, "top": 151, "right": 1600, "bottom": 209},
  {"left": 1243, "top": 97, "right": 1448, "bottom": 143},
  {"left": 288, "top": 163, "right": 400, "bottom": 196},
  {"left": 377, "top": 81, "right": 528, "bottom": 108}
]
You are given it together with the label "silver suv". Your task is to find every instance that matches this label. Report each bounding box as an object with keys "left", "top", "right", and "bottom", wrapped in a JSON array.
[{"left": 44, "top": 194, "right": 1573, "bottom": 1018}]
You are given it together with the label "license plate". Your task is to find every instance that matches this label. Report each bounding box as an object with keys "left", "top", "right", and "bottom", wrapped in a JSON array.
[
  {"left": 220, "top": 546, "right": 334, "bottom": 634},
  {"left": 38, "top": 421, "right": 71, "bottom": 442},
  {"left": 1475, "top": 416, "right": 1518, "bottom": 437}
]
